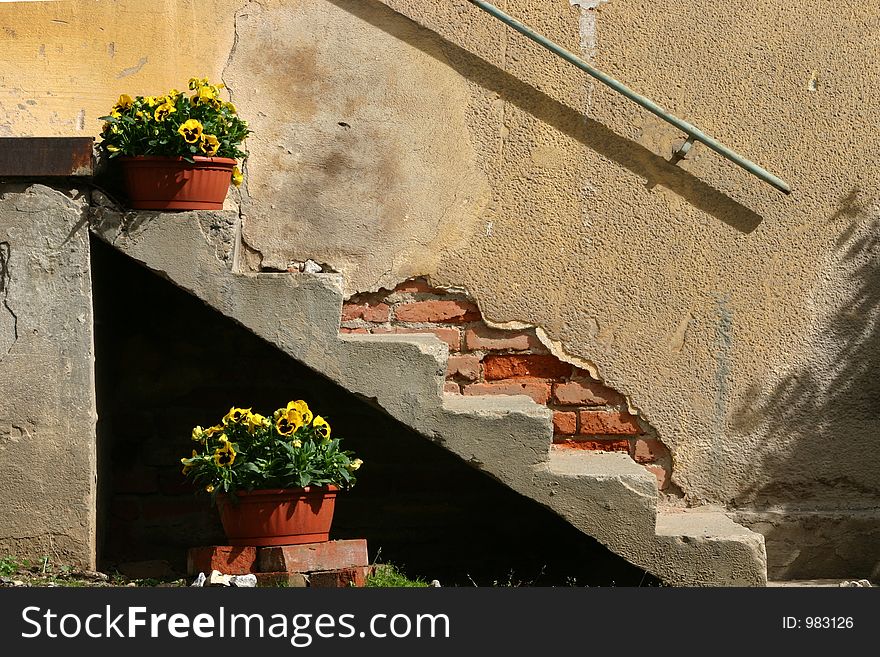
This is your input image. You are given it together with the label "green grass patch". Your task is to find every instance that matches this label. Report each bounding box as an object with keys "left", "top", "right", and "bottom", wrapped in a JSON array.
[{"left": 366, "top": 564, "right": 429, "bottom": 588}]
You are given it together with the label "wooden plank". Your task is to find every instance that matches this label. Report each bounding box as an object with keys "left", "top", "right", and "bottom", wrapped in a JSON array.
[{"left": 0, "top": 137, "right": 94, "bottom": 177}]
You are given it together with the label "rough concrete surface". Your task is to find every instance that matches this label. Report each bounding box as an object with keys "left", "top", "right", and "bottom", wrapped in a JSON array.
[
  {"left": 1, "top": 0, "right": 876, "bottom": 577},
  {"left": 0, "top": 183, "right": 96, "bottom": 569}
]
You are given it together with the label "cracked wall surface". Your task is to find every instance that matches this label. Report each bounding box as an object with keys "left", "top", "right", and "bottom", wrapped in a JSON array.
[
  {"left": 2, "top": 0, "right": 880, "bottom": 577},
  {"left": 0, "top": 184, "right": 96, "bottom": 568}
]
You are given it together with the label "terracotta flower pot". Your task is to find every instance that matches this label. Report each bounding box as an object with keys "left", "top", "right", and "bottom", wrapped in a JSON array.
[
  {"left": 216, "top": 486, "right": 338, "bottom": 547},
  {"left": 119, "top": 155, "right": 236, "bottom": 210}
]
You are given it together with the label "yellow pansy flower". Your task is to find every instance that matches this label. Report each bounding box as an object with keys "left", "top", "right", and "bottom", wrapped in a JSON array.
[
  {"left": 213, "top": 442, "right": 236, "bottom": 467},
  {"left": 106, "top": 145, "right": 120, "bottom": 153},
  {"left": 275, "top": 413, "right": 297, "bottom": 436},
  {"left": 291, "top": 439, "right": 302, "bottom": 448},
  {"left": 154, "top": 102, "right": 176, "bottom": 122},
  {"left": 192, "top": 426, "right": 205, "bottom": 442},
  {"left": 347, "top": 458, "right": 363, "bottom": 472},
  {"left": 223, "top": 101, "right": 237, "bottom": 114},
  {"left": 199, "top": 133, "right": 220, "bottom": 156},
  {"left": 286, "top": 400, "right": 313, "bottom": 425},
  {"left": 312, "top": 416, "right": 331, "bottom": 440},
  {"left": 109, "top": 109, "right": 122, "bottom": 119},
  {"left": 114, "top": 94, "right": 134, "bottom": 111},
  {"left": 188, "top": 76, "right": 210, "bottom": 90},
  {"left": 167, "top": 88, "right": 181, "bottom": 99},
  {"left": 205, "top": 484, "right": 215, "bottom": 493},
  {"left": 178, "top": 119, "right": 203, "bottom": 143},
  {"left": 231, "top": 167, "right": 243, "bottom": 187},
  {"left": 143, "top": 96, "right": 160, "bottom": 107},
  {"left": 246, "top": 412, "right": 269, "bottom": 434},
  {"left": 203, "top": 424, "right": 223, "bottom": 438},
  {"left": 191, "top": 85, "right": 221, "bottom": 109},
  {"left": 223, "top": 406, "right": 250, "bottom": 425}
]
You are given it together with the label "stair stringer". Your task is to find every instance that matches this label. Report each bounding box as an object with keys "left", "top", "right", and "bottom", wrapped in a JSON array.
[{"left": 90, "top": 208, "right": 767, "bottom": 585}]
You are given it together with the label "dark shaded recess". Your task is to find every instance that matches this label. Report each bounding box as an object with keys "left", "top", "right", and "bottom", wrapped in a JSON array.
[{"left": 91, "top": 236, "right": 658, "bottom": 586}]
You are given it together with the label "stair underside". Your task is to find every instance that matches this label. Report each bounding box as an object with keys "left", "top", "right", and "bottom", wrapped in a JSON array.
[{"left": 90, "top": 208, "right": 767, "bottom": 586}]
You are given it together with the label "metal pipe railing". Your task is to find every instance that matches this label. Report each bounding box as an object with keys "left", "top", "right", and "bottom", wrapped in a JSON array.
[{"left": 466, "top": 0, "right": 791, "bottom": 195}]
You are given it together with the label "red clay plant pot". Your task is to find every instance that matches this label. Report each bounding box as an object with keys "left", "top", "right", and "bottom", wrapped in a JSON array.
[
  {"left": 216, "top": 486, "right": 338, "bottom": 547},
  {"left": 119, "top": 155, "right": 236, "bottom": 210}
]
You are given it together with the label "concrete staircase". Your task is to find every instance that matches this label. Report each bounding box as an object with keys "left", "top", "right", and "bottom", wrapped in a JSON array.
[{"left": 90, "top": 207, "right": 767, "bottom": 586}]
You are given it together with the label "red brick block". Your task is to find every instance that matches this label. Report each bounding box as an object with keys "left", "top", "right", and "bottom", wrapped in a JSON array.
[
  {"left": 342, "top": 302, "right": 391, "bottom": 323},
  {"left": 553, "top": 378, "right": 623, "bottom": 406},
  {"left": 483, "top": 354, "right": 571, "bottom": 380},
  {"left": 255, "top": 572, "right": 308, "bottom": 587},
  {"left": 578, "top": 410, "right": 642, "bottom": 435},
  {"left": 394, "top": 278, "right": 434, "bottom": 293},
  {"left": 464, "top": 325, "right": 540, "bottom": 351},
  {"left": 340, "top": 327, "right": 369, "bottom": 334},
  {"left": 633, "top": 438, "right": 667, "bottom": 464},
  {"left": 187, "top": 546, "right": 257, "bottom": 576},
  {"left": 371, "top": 326, "right": 461, "bottom": 351},
  {"left": 552, "top": 411, "right": 577, "bottom": 435},
  {"left": 258, "top": 539, "right": 369, "bottom": 574},
  {"left": 553, "top": 438, "right": 631, "bottom": 452},
  {"left": 645, "top": 464, "right": 669, "bottom": 490},
  {"left": 309, "top": 566, "right": 370, "bottom": 588},
  {"left": 446, "top": 354, "right": 481, "bottom": 381},
  {"left": 394, "top": 300, "right": 481, "bottom": 323},
  {"left": 444, "top": 382, "right": 462, "bottom": 394},
  {"left": 463, "top": 378, "right": 551, "bottom": 404}
]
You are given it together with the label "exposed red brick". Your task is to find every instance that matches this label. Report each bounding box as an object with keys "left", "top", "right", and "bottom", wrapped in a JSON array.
[
  {"left": 308, "top": 566, "right": 370, "bottom": 588},
  {"left": 394, "top": 278, "right": 434, "bottom": 293},
  {"left": 342, "top": 302, "right": 391, "bottom": 323},
  {"left": 483, "top": 354, "right": 571, "bottom": 380},
  {"left": 255, "top": 572, "right": 308, "bottom": 587},
  {"left": 553, "top": 378, "right": 623, "bottom": 406},
  {"left": 446, "top": 354, "right": 481, "bottom": 381},
  {"left": 578, "top": 410, "right": 642, "bottom": 435},
  {"left": 258, "top": 540, "right": 369, "bottom": 574},
  {"left": 645, "top": 464, "right": 669, "bottom": 490},
  {"left": 187, "top": 546, "right": 257, "bottom": 576},
  {"left": 554, "top": 438, "right": 631, "bottom": 452},
  {"left": 444, "top": 382, "right": 462, "bottom": 394},
  {"left": 552, "top": 411, "right": 577, "bottom": 436},
  {"left": 633, "top": 438, "right": 667, "bottom": 464},
  {"left": 340, "top": 327, "right": 369, "bottom": 334},
  {"left": 464, "top": 325, "right": 540, "bottom": 351},
  {"left": 463, "top": 378, "right": 551, "bottom": 404},
  {"left": 372, "top": 326, "right": 461, "bottom": 351},
  {"left": 394, "top": 299, "right": 481, "bottom": 323}
]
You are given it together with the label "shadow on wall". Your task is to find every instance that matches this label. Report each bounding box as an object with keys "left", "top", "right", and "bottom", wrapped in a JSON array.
[
  {"left": 732, "top": 189, "right": 880, "bottom": 579},
  {"left": 90, "top": 236, "right": 659, "bottom": 586},
  {"left": 324, "top": 0, "right": 763, "bottom": 233}
]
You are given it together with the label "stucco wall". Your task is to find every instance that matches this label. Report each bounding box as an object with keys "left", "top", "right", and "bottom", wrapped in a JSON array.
[
  {"left": 0, "top": 183, "right": 96, "bottom": 568},
  {"left": 2, "top": 0, "right": 879, "bottom": 575}
]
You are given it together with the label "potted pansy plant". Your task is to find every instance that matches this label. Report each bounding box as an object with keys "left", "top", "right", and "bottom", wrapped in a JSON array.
[
  {"left": 98, "top": 77, "right": 250, "bottom": 210},
  {"left": 181, "top": 400, "right": 362, "bottom": 546}
]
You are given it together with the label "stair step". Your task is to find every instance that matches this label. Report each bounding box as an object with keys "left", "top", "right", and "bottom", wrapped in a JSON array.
[{"left": 655, "top": 508, "right": 760, "bottom": 540}]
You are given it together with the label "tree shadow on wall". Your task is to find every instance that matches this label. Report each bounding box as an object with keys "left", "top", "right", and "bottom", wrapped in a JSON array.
[
  {"left": 323, "top": 0, "right": 764, "bottom": 233},
  {"left": 731, "top": 188, "right": 880, "bottom": 579}
]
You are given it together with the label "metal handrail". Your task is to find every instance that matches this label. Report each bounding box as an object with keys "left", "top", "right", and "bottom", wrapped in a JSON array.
[{"left": 466, "top": 0, "right": 791, "bottom": 195}]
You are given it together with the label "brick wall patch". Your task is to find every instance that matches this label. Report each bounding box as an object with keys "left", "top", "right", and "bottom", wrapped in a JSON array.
[{"left": 341, "top": 278, "right": 676, "bottom": 493}]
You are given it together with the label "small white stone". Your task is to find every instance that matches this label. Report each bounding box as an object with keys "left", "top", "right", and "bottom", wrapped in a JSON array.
[
  {"left": 190, "top": 572, "right": 206, "bottom": 587},
  {"left": 208, "top": 570, "right": 232, "bottom": 587},
  {"left": 430, "top": 579, "right": 441, "bottom": 588},
  {"left": 303, "top": 259, "right": 323, "bottom": 274},
  {"left": 229, "top": 574, "right": 257, "bottom": 588}
]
